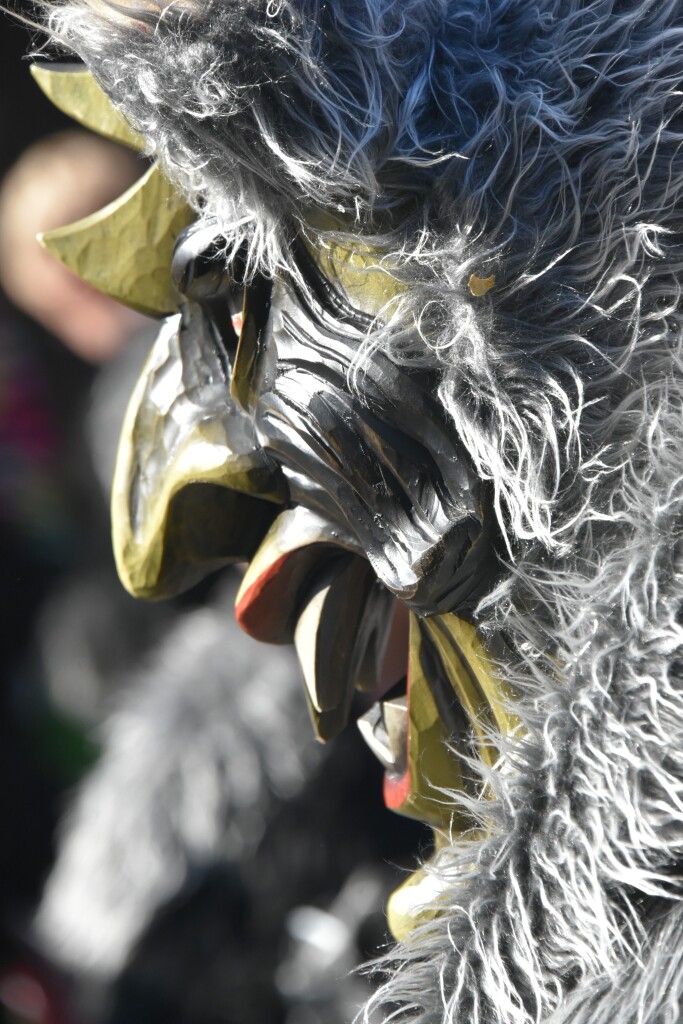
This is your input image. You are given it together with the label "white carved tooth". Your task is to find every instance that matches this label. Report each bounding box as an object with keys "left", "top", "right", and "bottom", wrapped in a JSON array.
[
  {"left": 382, "top": 696, "right": 408, "bottom": 768},
  {"left": 294, "top": 583, "right": 330, "bottom": 713},
  {"left": 357, "top": 704, "right": 395, "bottom": 771},
  {"left": 293, "top": 554, "right": 374, "bottom": 720}
]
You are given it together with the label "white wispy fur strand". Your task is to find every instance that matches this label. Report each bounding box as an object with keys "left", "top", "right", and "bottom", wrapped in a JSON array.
[{"left": 39, "top": 0, "right": 683, "bottom": 1020}]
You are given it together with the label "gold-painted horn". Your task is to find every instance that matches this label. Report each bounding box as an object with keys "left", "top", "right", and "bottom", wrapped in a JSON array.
[
  {"left": 30, "top": 64, "right": 145, "bottom": 152},
  {"left": 32, "top": 63, "right": 195, "bottom": 316},
  {"left": 38, "top": 164, "right": 194, "bottom": 317}
]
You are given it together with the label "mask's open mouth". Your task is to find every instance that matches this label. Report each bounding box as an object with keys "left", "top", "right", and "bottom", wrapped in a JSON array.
[
  {"left": 234, "top": 505, "right": 395, "bottom": 740},
  {"left": 231, "top": 503, "right": 517, "bottom": 937}
]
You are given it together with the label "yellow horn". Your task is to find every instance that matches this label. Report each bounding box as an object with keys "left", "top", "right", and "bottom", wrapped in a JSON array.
[
  {"left": 32, "top": 62, "right": 196, "bottom": 315},
  {"left": 38, "top": 164, "right": 195, "bottom": 317},
  {"left": 30, "top": 64, "right": 145, "bottom": 152}
]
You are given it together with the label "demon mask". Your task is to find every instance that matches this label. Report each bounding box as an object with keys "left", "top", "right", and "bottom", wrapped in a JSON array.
[{"left": 35, "top": 3, "right": 683, "bottom": 1022}]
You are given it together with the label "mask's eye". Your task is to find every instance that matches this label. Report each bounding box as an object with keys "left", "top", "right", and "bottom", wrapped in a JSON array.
[
  {"left": 290, "top": 235, "right": 376, "bottom": 333},
  {"left": 172, "top": 224, "right": 247, "bottom": 365}
]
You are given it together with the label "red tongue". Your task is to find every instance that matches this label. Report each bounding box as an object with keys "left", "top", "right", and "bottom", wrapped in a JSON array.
[{"left": 383, "top": 764, "right": 413, "bottom": 811}]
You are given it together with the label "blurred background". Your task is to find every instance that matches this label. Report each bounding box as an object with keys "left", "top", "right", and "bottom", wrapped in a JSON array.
[{"left": 0, "top": 13, "right": 423, "bottom": 1024}]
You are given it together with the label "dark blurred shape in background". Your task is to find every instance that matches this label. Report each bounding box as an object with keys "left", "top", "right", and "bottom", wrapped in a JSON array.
[
  {"left": 0, "top": 15, "right": 73, "bottom": 180},
  {"left": 0, "top": 15, "right": 160, "bottom": 1020}
]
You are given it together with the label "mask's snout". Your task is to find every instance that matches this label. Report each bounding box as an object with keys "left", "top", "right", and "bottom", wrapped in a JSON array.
[{"left": 112, "top": 311, "right": 287, "bottom": 600}]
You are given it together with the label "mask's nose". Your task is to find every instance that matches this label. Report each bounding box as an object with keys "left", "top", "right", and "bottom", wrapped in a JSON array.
[{"left": 112, "top": 300, "right": 287, "bottom": 600}]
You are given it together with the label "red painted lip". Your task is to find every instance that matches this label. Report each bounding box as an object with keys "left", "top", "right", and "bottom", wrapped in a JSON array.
[
  {"left": 235, "top": 550, "right": 293, "bottom": 641},
  {"left": 236, "top": 541, "right": 350, "bottom": 644},
  {"left": 383, "top": 764, "right": 412, "bottom": 810}
]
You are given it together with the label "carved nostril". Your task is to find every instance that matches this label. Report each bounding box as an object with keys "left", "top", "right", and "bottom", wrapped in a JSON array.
[{"left": 172, "top": 223, "right": 275, "bottom": 412}]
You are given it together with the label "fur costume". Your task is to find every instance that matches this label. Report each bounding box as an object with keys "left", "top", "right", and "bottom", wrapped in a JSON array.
[
  {"left": 36, "top": 587, "right": 318, "bottom": 977},
  {"left": 38, "top": 1, "right": 683, "bottom": 1022}
]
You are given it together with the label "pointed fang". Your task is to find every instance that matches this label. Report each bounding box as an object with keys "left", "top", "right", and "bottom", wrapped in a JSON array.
[
  {"left": 382, "top": 696, "right": 408, "bottom": 769},
  {"left": 294, "top": 556, "right": 374, "bottom": 717}
]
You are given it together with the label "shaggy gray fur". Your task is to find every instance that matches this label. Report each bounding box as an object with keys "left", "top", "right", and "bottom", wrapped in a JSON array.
[{"left": 41, "top": 1, "right": 683, "bottom": 1021}]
